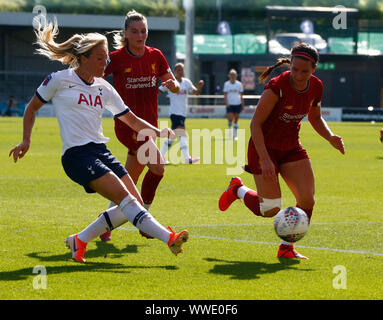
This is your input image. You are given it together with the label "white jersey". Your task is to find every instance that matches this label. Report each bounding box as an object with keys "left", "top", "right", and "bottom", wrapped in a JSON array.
[
  {"left": 223, "top": 80, "right": 244, "bottom": 105},
  {"left": 36, "top": 68, "right": 129, "bottom": 154},
  {"left": 159, "top": 77, "right": 195, "bottom": 117}
]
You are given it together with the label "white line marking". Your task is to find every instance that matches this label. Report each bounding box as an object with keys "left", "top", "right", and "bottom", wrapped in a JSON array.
[
  {"left": 118, "top": 222, "right": 383, "bottom": 256},
  {"left": 119, "top": 221, "right": 383, "bottom": 230},
  {"left": 190, "top": 235, "right": 383, "bottom": 257}
]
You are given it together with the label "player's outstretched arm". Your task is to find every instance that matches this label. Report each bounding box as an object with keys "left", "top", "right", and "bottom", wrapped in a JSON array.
[
  {"left": 9, "top": 94, "right": 45, "bottom": 163},
  {"left": 328, "top": 135, "right": 345, "bottom": 155},
  {"left": 308, "top": 105, "right": 345, "bottom": 154},
  {"left": 192, "top": 80, "right": 204, "bottom": 95},
  {"left": 118, "top": 110, "right": 176, "bottom": 140},
  {"left": 161, "top": 72, "right": 180, "bottom": 94}
]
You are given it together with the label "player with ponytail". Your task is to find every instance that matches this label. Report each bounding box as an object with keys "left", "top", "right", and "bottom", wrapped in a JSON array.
[
  {"left": 10, "top": 19, "right": 188, "bottom": 263},
  {"left": 219, "top": 42, "right": 345, "bottom": 259},
  {"left": 100, "top": 10, "right": 180, "bottom": 242}
]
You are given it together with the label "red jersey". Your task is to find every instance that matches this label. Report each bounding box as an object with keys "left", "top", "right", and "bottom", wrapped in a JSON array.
[
  {"left": 104, "top": 46, "right": 171, "bottom": 127},
  {"left": 261, "top": 71, "right": 323, "bottom": 150}
]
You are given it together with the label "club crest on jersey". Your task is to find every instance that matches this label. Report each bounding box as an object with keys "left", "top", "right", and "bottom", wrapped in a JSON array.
[
  {"left": 77, "top": 93, "right": 103, "bottom": 108},
  {"left": 125, "top": 67, "right": 132, "bottom": 73},
  {"left": 42, "top": 74, "right": 52, "bottom": 86}
]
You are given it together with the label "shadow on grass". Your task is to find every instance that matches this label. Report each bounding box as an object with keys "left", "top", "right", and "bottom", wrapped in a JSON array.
[
  {"left": 27, "top": 241, "right": 142, "bottom": 262},
  {"left": 0, "top": 241, "right": 178, "bottom": 281},
  {"left": 204, "top": 257, "right": 312, "bottom": 280},
  {"left": 0, "top": 263, "right": 178, "bottom": 282}
]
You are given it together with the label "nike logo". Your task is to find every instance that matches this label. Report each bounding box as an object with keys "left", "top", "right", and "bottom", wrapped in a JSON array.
[
  {"left": 87, "top": 166, "right": 95, "bottom": 175},
  {"left": 73, "top": 237, "right": 78, "bottom": 252},
  {"left": 69, "top": 85, "right": 77, "bottom": 88},
  {"left": 225, "top": 183, "right": 237, "bottom": 193}
]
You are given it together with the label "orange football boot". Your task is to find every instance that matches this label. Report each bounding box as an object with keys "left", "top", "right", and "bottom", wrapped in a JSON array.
[
  {"left": 65, "top": 234, "right": 87, "bottom": 263},
  {"left": 167, "top": 226, "right": 189, "bottom": 256}
]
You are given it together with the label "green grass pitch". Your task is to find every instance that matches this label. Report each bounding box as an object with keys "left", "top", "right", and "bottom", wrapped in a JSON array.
[{"left": 0, "top": 116, "right": 382, "bottom": 300}]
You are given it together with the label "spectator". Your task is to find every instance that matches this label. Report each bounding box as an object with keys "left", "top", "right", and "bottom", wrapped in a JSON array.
[{"left": 5, "top": 96, "right": 18, "bottom": 116}]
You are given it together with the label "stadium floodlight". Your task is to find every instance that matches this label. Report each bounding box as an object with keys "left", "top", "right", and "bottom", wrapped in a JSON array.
[{"left": 183, "top": 0, "right": 195, "bottom": 82}]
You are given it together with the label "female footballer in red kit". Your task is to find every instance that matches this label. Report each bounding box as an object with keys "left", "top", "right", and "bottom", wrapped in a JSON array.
[
  {"left": 100, "top": 10, "right": 180, "bottom": 241},
  {"left": 219, "top": 43, "right": 345, "bottom": 259}
]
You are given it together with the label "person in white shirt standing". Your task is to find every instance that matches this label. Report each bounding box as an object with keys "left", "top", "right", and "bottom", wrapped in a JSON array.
[
  {"left": 160, "top": 63, "right": 204, "bottom": 164},
  {"left": 223, "top": 69, "right": 245, "bottom": 140},
  {"left": 9, "top": 19, "right": 189, "bottom": 263}
]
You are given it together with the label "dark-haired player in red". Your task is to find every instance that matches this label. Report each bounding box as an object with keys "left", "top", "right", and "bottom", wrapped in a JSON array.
[
  {"left": 100, "top": 10, "right": 180, "bottom": 241},
  {"left": 219, "top": 43, "right": 345, "bottom": 259}
]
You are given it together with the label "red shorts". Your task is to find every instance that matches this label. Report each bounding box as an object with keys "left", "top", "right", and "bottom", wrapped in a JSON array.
[
  {"left": 114, "top": 118, "right": 153, "bottom": 156},
  {"left": 247, "top": 139, "right": 309, "bottom": 175}
]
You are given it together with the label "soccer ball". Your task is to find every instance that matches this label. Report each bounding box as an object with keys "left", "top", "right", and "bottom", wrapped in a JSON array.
[{"left": 274, "top": 207, "right": 309, "bottom": 242}]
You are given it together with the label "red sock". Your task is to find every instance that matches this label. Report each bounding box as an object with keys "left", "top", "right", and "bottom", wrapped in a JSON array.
[
  {"left": 297, "top": 205, "right": 313, "bottom": 223},
  {"left": 141, "top": 170, "right": 164, "bottom": 205},
  {"left": 243, "top": 190, "right": 262, "bottom": 216}
]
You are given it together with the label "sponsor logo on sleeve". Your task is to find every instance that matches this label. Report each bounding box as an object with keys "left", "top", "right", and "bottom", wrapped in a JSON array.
[{"left": 42, "top": 74, "right": 52, "bottom": 86}]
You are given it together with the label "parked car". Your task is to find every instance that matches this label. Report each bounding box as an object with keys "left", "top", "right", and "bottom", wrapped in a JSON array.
[
  {"left": 268, "top": 39, "right": 291, "bottom": 55},
  {"left": 272, "top": 33, "right": 328, "bottom": 53}
]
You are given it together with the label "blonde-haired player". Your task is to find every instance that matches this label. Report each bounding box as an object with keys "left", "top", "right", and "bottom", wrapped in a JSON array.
[{"left": 9, "top": 18, "right": 189, "bottom": 263}]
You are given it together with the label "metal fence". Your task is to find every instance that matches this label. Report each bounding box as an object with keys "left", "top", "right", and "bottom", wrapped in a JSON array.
[{"left": 0, "top": 71, "right": 47, "bottom": 104}]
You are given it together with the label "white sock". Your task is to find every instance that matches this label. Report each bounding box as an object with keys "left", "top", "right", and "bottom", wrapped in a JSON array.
[
  {"left": 119, "top": 194, "right": 170, "bottom": 243},
  {"left": 237, "top": 185, "right": 250, "bottom": 200},
  {"left": 161, "top": 138, "right": 174, "bottom": 157},
  {"left": 228, "top": 121, "right": 232, "bottom": 137},
  {"left": 179, "top": 136, "right": 190, "bottom": 162},
  {"left": 143, "top": 203, "right": 151, "bottom": 210},
  {"left": 233, "top": 123, "right": 238, "bottom": 138},
  {"left": 77, "top": 205, "right": 128, "bottom": 243},
  {"left": 108, "top": 201, "right": 116, "bottom": 209}
]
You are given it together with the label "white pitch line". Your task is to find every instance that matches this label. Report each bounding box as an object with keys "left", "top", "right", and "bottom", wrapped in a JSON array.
[
  {"left": 119, "top": 221, "right": 383, "bottom": 230},
  {"left": 171, "top": 221, "right": 383, "bottom": 227},
  {"left": 118, "top": 223, "right": 383, "bottom": 257},
  {"left": 190, "top": 235, "right": 383, "bottom": 257}
]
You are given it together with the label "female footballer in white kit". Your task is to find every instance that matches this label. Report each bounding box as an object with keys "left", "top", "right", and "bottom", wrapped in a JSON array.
[
  {"left": 223, "top": 69, "right": 245, "bottom": 140},
  {"left": 159, "top": 62, "right": 204, "bottom": 164},
  {"left": 9, "top": 19, "right": 189, "bottom": 263}
]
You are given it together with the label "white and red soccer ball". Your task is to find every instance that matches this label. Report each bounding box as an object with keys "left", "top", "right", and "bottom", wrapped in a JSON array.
[{"left": 274, "top": 207, "right": 309, "bottom": 242}]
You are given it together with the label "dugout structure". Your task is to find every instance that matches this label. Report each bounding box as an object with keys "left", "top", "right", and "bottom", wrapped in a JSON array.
[
  {"left": 264, "top": 6, "right": 360, "bottom": 54},
  {"left": 178, "top": 6, "right": 383, "bottom": 110},
  {"left": 0, "top": 11, "right": 179, "bottom": 111}
]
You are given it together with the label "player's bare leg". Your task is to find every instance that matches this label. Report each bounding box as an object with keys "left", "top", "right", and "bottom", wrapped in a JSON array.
[
  {"left": 100, "top": 152, "right": 148, "bottom": 242},
  {"left": 219, "top": 173, "right": 281, "bottom": 217},
  {"left": 100, "top": 173, "right": 143, "bottom": 241},
  {"left": 142, "top": 139, "right": 164, "bottom": 209},
  {"left": 72, "top": 172, "right": 188, "bottom": 262},
  {"left": 280, "top": 158, "right": 315, "bottom": 220},
  {"left": 277, "top": 158, "right": 314, "bottom": 259},
  {"left": 125, "top": 151, "right": 146, "bottom": 185}
]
